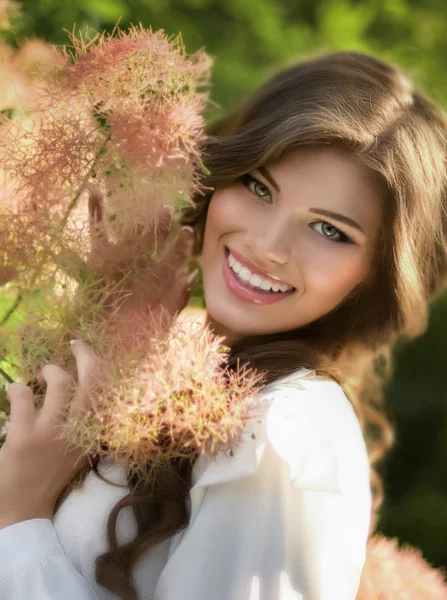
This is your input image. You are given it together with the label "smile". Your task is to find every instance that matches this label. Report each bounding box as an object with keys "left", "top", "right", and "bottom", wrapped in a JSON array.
[{"left": 222, "top": 247, "right": 296, "bottom": 305}]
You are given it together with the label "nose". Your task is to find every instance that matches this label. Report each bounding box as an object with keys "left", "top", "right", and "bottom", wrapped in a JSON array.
[{"left": 243, "top": 219, "right": 292, "bottom": 266}]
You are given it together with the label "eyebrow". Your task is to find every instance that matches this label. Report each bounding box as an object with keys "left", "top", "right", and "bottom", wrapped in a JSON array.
[
  {"left": 257, "top": 166, "right": 366, "bottom": 235},
  {"left": 309, "top": 208, "right": 366, "bottom": 235}
]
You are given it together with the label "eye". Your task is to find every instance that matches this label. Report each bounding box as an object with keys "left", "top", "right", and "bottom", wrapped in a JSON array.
[
  {"left": 310, "top": 221, "right": 354, "bottom": 244},
  {"left": 240, "top": 174, "right": 354, "bottom": 244},
  {"left": 240, "top": 174, "right": 272, "bottom": 202}
]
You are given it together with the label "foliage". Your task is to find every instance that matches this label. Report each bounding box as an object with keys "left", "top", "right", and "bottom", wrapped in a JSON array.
[{"left": 7, "top": 0, "right": 447, "bottom": 121}]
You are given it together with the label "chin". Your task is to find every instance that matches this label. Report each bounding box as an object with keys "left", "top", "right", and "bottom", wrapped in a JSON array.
[
  {"left": 203, "top": 282, "right": 290, "bottom": 339},
  {"left": 206, "top": 305, "right": 266, "bottom": 339}
]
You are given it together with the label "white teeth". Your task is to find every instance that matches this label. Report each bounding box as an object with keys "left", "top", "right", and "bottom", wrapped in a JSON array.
[
  {"left": 248, "top": 273, "right": 263, "bottom": 287},
  {"left": 238, "top": 266, "right": 252, "bottom": 282},
  {"left": 227, "top": 250, "right": 293, "bottom": 293},
  {"left": 260, "top": 280, "right": 273, "bottom": 291}
]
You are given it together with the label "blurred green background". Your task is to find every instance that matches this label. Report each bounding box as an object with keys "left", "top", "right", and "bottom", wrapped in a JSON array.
[{"left": 3, "top": 0, "right": 447, "bottom": 572}]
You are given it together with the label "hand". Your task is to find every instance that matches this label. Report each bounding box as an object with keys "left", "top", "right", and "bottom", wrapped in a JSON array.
[
  {"left": 58, "top": 187, "right": 199, "bottom": 336},
  {"left": 0, "top": 340, "right": 96, "bottom": 530}
]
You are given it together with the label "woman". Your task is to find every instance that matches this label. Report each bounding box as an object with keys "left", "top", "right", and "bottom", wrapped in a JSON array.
[{"left": 1, "top": 50, "right": 447, "bottom": 599}]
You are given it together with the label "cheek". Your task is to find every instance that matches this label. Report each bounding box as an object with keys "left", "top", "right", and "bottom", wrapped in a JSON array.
[
  {"left": 302, "top": 244, "right": 371, "bottom": 297},
  {"left": 203, "top": 189, "right": 243, "bottom": 247}
]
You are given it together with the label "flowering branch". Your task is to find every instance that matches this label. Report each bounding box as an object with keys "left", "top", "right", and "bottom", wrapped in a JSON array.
[{"left": 0, "top": 23, "right": 271, "bottom": 484}]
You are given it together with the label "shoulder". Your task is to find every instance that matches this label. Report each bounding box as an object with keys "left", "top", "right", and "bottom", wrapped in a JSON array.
[
  {"left": 262, "top": 369, "right": 362, "bottom": 442},
  {"left": 192, "top": 367, "right": 371, "bottom": 500},
  {"left": 259, "top": 368, "right": 370, "bottom": 496}
]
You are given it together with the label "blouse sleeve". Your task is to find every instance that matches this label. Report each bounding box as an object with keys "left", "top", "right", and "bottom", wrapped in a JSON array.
[
  {"left": 0, "top": 518, "right": 99, "bottom": 599},
  {"left": 154, "top": 377, "right": 372, "bottom": 600}
]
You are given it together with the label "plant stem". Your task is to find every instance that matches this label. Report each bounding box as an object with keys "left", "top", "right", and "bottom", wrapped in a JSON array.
[
  {"left": 0, "top": 294, "right": 22, "bottom": 326},
  {"left": 0, "top": 367, "right": 13, "bottom": 384}
]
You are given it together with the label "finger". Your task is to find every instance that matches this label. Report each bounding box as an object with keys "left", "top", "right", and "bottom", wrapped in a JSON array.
[
  {"left": 183, "top": 268, "right": 199, "bottom": 298},
  {"left": 178, "top": 278, "right": 196, "bottom": 314},
  {"left": 7, "top": 382, "right": 36, "bottom": 429},
  {"left": 128, "top": 205, "right": 174, "bottom": 257},
  {"left": 36, "top": 364, "right": 74, "bottom": 425},
  {"left": 162, "top": 267, "right": 199, "bottom": 317},
  {"left": 186, "top": 268, "right": 199, "bottom": 288},
  {"left": 69, "top": 340, "right": 99, "bottom": 420},
  {"left": 88, "top": 187, "right": 108, "bottom": 255},
  {"left": 159, "top": 226, "right": 195, "bottom": 273}
]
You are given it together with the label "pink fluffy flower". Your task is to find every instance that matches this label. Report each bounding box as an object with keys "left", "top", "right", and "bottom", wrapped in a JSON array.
[
  {"left": 0, "top": 24, "right": 211, "bottom": 287},
  {"left": 61, "top": 25, "right": 212, "bottom": 240},
  {"left": 0, "top": 24, "right": 264, "bottom": 491},
  {"left": 357, "top": 533, "right": 447, "bottom": 599},
  {"left": 60, "top": 315, "right": 267, "bottom": 479}
]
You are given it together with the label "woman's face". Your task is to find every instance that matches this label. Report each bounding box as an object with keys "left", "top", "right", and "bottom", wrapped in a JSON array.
[{"left": 200, "top": 146, "right": 383, "bottom": 343}]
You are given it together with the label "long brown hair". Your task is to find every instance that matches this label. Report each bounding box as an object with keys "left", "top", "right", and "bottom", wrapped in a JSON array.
[{"left": 59, "top": 51, "right": 447, "bottom": 598}]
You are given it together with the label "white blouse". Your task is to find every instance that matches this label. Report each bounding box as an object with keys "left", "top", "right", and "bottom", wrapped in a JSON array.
[{"left": 0, "top": 367, "right": 372, "bottom": 600}]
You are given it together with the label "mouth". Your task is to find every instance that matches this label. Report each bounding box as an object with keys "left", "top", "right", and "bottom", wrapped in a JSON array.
[{"left": 222, "top": 246, "right": 296, "bottom": 305}]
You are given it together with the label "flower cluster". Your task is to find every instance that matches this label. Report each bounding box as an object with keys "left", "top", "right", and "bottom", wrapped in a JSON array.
[
  {"left": 357, "top": 533, "right": 447, "bottom": 599},
  {"left": 60, "top": 25, "right": 211, "bottom": 240},
  {"left": 0, "top": 21, "right": 267, "bottom": 481},
  {"left": 60, "top": 313, "right": 267, "bottom": 482},
  {"left": 0, "top": 25, "right": 211, "bottom": 289},
  {"left": 0, "top": 25, "right": 249, "bottom": 473}
]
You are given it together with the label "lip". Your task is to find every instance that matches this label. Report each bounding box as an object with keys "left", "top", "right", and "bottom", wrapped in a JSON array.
[
  {"left": 222, "top": 247, "right": 296, "bottom": 305},
  {"left": 227, "top": 247, "right": 293, "bottom": 288}
]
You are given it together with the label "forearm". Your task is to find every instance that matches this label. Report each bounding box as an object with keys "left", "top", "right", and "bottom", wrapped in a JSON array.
[{"left": 0, "top": 519, "right": 99, "bottom": 599}]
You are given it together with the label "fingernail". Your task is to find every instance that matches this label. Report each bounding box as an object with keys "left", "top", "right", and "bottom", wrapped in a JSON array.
[
  {"left": 70, "top": 339, "right": 79, "bottom": 345},
  {"left": 187, "top": 268, "right": 199, "bottom": 285},
  {"left": 162, "top": 205, "right": 175, "bottom": 216},
  {"left": 181, "top": 226, "right": 195, "bottom": 235}
]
